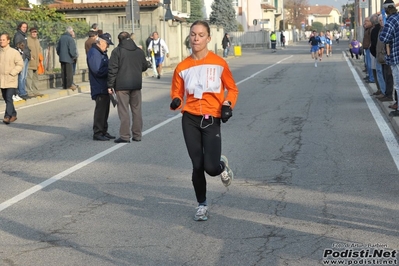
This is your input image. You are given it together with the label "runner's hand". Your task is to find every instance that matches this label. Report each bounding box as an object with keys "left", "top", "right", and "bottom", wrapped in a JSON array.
[
  {"left": 170, "top": 98, "right": 181, "bottom": 110},
  {"left": 221, "top": 105, "right": 232, "bottom": 123}
]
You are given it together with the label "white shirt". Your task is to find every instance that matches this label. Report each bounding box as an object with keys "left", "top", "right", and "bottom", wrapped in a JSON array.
[{"left": 147, "top": 38, "right": 169, "bottom": 57}]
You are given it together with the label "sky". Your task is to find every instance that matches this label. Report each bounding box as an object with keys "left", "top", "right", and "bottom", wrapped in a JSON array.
[{"left": 307, "top": 0, "right": 349, "bottom": 11}]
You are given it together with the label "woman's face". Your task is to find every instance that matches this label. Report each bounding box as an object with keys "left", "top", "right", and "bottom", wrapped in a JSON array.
[
  {"left": 20, "top": 23, "right": 28, "bottom": 33},
  {"left": 0, "top": 34, "right": 10, "bottom": 48},
  {"left": 190, "top": 24, "right": 211, "bottom": 53}
]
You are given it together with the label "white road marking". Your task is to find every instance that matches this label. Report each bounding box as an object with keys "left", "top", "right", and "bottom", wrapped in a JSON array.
[
  {"left": 344, "top": 52, "right": 399, "bottom": 170},
  {"left": 0, "top": 55, "right": 294, "bottom": 212}
]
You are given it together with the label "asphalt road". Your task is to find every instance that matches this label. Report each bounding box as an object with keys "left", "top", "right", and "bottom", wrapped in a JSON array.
[{"left": 1, "top": 41, "right": 399, "bottom": 266}]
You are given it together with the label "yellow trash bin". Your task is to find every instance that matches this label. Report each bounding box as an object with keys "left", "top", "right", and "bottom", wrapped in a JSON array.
[{"left": 234, "top": 45, "right": 242, "bottom": 56}]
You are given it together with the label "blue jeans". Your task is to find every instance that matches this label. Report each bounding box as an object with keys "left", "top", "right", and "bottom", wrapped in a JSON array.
[
  {"left": 365, "top": 49, "right": 375, "bottom": 82},
  {"left": 376, "top": 62, "right": 386, "bottom": 95},
  {"left": 223, "top": 47, "right": 229, "bottom": 57},
  {"left": 18, "top": 58, "right": 29, "bottom": 96},
  {"left": 391, "top": 64, "right": 399, "bottom": 110},
  {"left": 1, "top": 88, "right": 17, "bottom": 118}
]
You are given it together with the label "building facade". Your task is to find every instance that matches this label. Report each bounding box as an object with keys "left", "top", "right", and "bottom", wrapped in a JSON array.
[{"left": 306, "top": 5, "right": 341, "bottom": 27}]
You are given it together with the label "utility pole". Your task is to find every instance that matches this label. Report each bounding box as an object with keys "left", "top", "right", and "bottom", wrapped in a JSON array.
[
  {"left": 134, "top": 0, "right": 137, "bottom": 29},
  {"left": 126, "top": 0, "right": 140, "bottom": 33},
  {"left": 282, "top": 0, "right": 285, "bottom": 31}
]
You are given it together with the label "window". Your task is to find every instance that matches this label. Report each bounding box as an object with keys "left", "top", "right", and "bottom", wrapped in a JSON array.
[
  {"left": 232, "top": 0, "right": 238, "bottom": 6},
  {"left": 74, "top": 17, "right": 86, "bottom": 22},
  {"left": 118, "top": 16, "right": 132, "bottom": 29}
]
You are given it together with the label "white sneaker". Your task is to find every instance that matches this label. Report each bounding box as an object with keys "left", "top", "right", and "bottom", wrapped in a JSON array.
[
  {"left": 194, "top": 205, "right": 208, "bottom": 221},
  {"left": 220, "top": 155, "right": 233, "bottom": 187},
  {"left": 13, "top": 95, "right": 23, "bottom": 101}
]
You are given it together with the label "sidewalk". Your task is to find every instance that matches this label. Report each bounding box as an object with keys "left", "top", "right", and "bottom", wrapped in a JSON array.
[{"left": 347, "top": 51, "right": 399, "bottom": 136}]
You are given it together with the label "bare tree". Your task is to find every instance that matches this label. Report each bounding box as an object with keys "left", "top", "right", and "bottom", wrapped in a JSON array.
[{"left": 284, "top": 0, "right": 309, "bottom": 29}]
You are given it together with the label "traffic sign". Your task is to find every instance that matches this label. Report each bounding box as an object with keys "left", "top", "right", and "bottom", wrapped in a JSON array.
[
  {"left": 359, "top": 0, "right": 368, "bottom": 8},
  {"left": 345, "top": 19, "right": 351, "bottom": 26}
]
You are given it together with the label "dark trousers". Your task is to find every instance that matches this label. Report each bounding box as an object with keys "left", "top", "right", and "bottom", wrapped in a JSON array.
[
  {"left": 383, "top": 64, "right": 394, "bottom": 99},
  {"left": 61, "top": 62, "right": 73, "bottom": 89},
  {"left": 182, "top": 112, "right": 225, "bottom": 205},
  {"left": 349, "top": 49, "right": 360, "bottom": 59},
  {"left": 93, "top": 94, "right": 110, "bottom": 136},
  {"left": 1, "top": 88, "right": 17, "bottom": 118}
]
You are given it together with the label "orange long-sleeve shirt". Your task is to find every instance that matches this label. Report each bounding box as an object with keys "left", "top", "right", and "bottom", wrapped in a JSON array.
[{"left": 170, "top": 51, "right": 239, "bottom": 118}]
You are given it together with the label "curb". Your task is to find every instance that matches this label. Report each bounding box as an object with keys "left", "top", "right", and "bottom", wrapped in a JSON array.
[{"left": 10, "top": 84, "right": 91, "bottom": 108}]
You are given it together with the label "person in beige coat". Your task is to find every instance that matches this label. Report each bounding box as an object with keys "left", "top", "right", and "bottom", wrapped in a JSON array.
[
  {"left": 0, "top": 33, "right": 23, "bottom": 124},
  {"left": 26, "top": 27, "right": 43, "bottom": 97}
]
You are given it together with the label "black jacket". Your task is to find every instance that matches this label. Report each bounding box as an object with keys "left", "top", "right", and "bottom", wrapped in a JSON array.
[
  {"left": 107, "top": 38, "right": 148, "bottom": 91},
  {"left": 13, "top": 30, "right": 31, "bottom": 61},
  {"left": 222, "top": 35, "right": 230, "bottom": 49},
  {"left": 370, "top": 24, "right": 381, "bottom": 58}
]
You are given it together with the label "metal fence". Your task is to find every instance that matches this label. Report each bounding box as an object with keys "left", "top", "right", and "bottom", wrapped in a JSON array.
[{"left": 229, "top": 29, "right": 301, "bottom": 49}]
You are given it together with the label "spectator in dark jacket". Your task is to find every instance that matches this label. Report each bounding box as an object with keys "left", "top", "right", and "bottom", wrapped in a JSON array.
[
  {"left": 87, "top": 33, "right": 115, "bottom": 141},
  {"left": 13, "top": 22, "right": 31, "bottom": 100},
  {"left": 280, "top": 31, "right": 286, "bottom": 47},
  {"left": 145, "top": 33, "right": 153, "bottom": 57},
  {"left": 56, "top": 26, "right": 77, "bottom": 91},
  {"left": 222, "top": 33, "right": 230, "bottom": 57},
  {"left": 107, "top": 32, "right": 148, "bottom": 143}
]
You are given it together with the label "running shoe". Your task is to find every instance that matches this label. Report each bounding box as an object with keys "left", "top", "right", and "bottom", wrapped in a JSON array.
[
  {"left": 220, "top": 155, "right": 233, "bottom": 187},
  {"left": 194, "top": 205, "right": 208, "bottom": 221},
  {"left": 13, "top": 95, "right": 23, "bottom": 102}
]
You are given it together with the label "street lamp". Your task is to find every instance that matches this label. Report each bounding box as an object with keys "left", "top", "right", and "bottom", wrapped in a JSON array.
[{"left": 158, "top": 1, "right": 174, "bottom": 42}]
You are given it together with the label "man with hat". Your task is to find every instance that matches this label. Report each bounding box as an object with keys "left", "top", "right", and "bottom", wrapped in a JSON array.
[
  {"left": 87, "top": 33, "right": 116, "bottom": 141},
  {"left": 379, "top": 0, "right": 399, "bottom": 116}
]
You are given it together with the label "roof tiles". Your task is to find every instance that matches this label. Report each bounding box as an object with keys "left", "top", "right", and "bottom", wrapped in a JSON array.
[
  {"left": 307, "top": 5, "right": 336, "bottom": 15},
  {"left": 49, "top": 0, "right": 159, "bottom": 10},
  {"left": 261, "top": 4, "right": 276, "bottom": 10}
]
